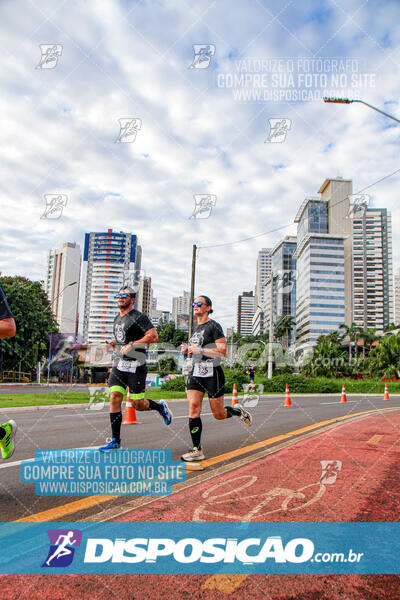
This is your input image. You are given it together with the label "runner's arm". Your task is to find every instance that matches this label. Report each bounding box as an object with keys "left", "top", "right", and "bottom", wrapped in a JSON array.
[
  {"left": 130, "top": 327, "right": 158, "bottom": 348},
  {"left": 0, "top": 317, "right": 15, "bottom": 338},
  {"left": 195, "top": 337, "right": 227, "bottom": 358}
]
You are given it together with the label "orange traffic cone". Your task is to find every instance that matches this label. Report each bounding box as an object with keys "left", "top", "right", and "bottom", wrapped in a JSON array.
[
  {"left": 231, "top": 383, "right": 239, "bottom": 407},
  {"left": 340, "top": 384, "right": 347, "bottom": 403},
  {"left": 122, "top": 389, "right": 140, "bottom": 424},
  {"left": 383, "top": 383, "right": 390, "bottom": 401},
  {"left": 284, "top": 383, "right": 292, "bottom": 407}
]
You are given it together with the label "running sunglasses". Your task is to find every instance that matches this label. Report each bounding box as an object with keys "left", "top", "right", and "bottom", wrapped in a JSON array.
[
  {"left": 115, "top": 293, "right": 130, "bottom": 299},
  {"left": 192, "top": 301, "right": 205, "bottom": 307}
]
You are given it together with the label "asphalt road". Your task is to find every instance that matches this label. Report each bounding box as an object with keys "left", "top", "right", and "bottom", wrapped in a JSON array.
[{"left": 1, "top": 393, "right": 399, "bottom": 522}]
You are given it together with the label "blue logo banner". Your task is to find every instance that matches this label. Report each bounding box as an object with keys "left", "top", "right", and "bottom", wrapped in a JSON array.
[{"left": 0, "top": 522, "right": 399, "bottom": 574}]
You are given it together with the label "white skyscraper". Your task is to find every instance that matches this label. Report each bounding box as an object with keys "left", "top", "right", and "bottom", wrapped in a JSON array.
[
  {"left": 394, "top": 268, "right": 400, "bottom": 325},
  {"left": 45, "top": 242, "right": 81, "bottom": 334},
  {"left": 78, "top": 229, "right": 141, "bottom": 344},
  {"left": 237, "top": 291, "right": 255, "bottom": 336},
  {"left": 172, "top": 291, "right": 190, "bottom": 328},
  {"left": 255, "top": 248, "right": 272, "bottom": 308},
  {"left": 352, "top": 207, "right": 393, "bottom": 330}
]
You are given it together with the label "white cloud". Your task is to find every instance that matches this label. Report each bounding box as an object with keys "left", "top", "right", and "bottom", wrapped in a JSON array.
[{"left": 1, "top": 0, "right": 400, "bottom": 331}]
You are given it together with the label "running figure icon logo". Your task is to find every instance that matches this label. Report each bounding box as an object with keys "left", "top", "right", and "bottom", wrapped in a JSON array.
[
  {"left": 115, "top": 118, "right": 142, "bottom": 143},
  {"left": 41, "top": 194, "right": 68, "bottom": 219},
  {"left": 188, "top": 45, "right": 215, "bottom": 69},
  {"left": 36, "top": 44, "right": 63, "bottom": 69},
  {"left": 190, "top": 195, "right": 217, "bottom": 219},
  {"left": 265, "top": 118, "right": 291, "bottom": 143},
  {"left": 42, "top": 529, "right": 82, "bottom": 567}
]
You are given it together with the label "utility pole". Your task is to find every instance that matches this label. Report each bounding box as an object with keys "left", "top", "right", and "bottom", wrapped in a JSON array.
[
  {"left": 268, "top": 273, "right": 274, "bottom": 379},
  {"left": 188, "top": 244, "right": 197, "bottom": 339}
]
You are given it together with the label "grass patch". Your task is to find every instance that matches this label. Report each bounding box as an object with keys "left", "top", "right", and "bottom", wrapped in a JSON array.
[{"left": 0, "top": 390, "right": 187, "bottom": 408}]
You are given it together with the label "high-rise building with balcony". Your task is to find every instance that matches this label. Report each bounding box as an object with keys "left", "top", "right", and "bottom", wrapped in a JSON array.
[
  {"left": 237, "top": 291, "right": 255, "bottom": 336},
  {"left": 352, "top": 207, "right": 393, "bottom": 330},
  {"left": 78, "top": 229, "right": 141, "bottom": 344}
]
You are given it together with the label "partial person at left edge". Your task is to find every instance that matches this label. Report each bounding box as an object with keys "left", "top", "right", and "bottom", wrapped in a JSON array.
[{"left": 0, "top": 285, "right": 17, "bottom": 459}]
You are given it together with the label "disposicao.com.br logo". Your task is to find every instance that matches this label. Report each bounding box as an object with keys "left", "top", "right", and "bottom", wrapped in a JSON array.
[{"left": 83, "top": 536, "right": 317, "bottom": 564}]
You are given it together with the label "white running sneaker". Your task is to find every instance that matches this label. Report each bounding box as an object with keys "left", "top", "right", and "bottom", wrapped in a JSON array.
[
  {"left": 180, "top": 446, "right": 205, "bottom": 462},
  {"left": 236, "top": 403, "right": 253, "bottom": 426}
]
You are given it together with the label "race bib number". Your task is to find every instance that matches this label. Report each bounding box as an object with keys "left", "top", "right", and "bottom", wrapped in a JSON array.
[
  {"left": 193, "top": 361, "right": 214, "bottom": 378},
  {"left": 117, "top": 359, "right": 138, "bottom": 373}
]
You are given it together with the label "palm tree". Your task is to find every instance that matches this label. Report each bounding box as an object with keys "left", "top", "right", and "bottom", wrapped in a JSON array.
[
  {"left": 358, "top": 328, "right": 379, "bottom": 358},
  {"left": 369, "top": 333, "right": 400, "bottom": 378},
  {"left": 274, "top": 315, "right": 295, "bottom": 348},
  {"left": 338, "top": 322, "right": 362, "bottom": 360}
]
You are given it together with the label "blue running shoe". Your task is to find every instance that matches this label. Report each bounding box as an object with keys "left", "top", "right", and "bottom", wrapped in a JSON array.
[
  {"left": 159, "top": 400, "right": 173, "bottom": 425},
  {"left": 99, "top": 437, "right": 121, "bottom": 451}
]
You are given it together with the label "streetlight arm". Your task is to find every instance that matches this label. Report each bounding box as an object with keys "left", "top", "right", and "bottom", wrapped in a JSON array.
[
  {"left": 354, "top": 100, "right": 400, "bottom": 124},
  {"left": 323, "top": 97, "right": 400, "bottom": 124}
]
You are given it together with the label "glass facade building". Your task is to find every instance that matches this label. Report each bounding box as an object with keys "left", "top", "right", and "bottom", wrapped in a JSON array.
[{"left": 295, "top": 198, "right": 346, "bottom": 350}]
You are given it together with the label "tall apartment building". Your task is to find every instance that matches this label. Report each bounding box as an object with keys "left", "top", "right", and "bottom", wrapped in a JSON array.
[
  {"left": 237, "top": 291, "right": 255, "bottom": 336},
  {"left": 394, "top": 267, "right": 400, "bottom": 325},
  {"left": 136, "top": 275, "right": 152, "bottom": 317},
  {"left": 294, "top": 178, "right": 352, "bottom": 351},
  {"left": 45, "top": 242, "right": 81, "bottom": 334},
  {"left": 252, "top": 249, "right": 272, "bottom": 335},
  {"left": 352, "top": 207, "right": 393, "bottom": 329},
  {"left": 172, "top": 291, "right": 190, "bottom": 328},
  {"left": 78, "top": 229, "right": 141, "bottom": 344},
  {"left": 255, "top": 249, "right": 272, "bottom": 308}
]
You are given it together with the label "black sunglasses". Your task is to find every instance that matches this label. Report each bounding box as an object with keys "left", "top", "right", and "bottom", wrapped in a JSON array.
[{"left": 192, "top": 301, "right": 206, "bottom": 307}]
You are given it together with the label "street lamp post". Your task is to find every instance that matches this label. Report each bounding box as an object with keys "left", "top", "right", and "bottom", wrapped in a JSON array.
[{"left": 323, "top": 97, "right": 400, "bottom": 124}]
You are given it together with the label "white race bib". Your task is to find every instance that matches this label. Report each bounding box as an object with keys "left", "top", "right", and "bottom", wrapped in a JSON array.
[
  {"left": 193, "top": 361, "right": 214, "bottom": 378},
  {"left": 117, "top": 359, "right": 138, "bottom": 373}
]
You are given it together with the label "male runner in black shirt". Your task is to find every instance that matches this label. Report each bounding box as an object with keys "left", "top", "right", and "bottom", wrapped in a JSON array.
[
  {"left": 0, "top": 286, "right": 17, "bottom": 459},
  {"left": 99, "top": 287, "right": 172, "bottom": 451},
  {"left": 180, "top": 295, "right": 252, "bottom": 461}
]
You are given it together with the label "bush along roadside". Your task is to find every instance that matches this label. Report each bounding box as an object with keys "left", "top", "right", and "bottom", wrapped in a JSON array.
[{"left": 160, "top": 371, "right": 400, "bottom": 395}]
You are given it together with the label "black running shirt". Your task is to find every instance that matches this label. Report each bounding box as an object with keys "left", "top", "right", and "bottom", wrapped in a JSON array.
[
  {"left": 0, "top": 287, "right": 13, "bottom": 370},
  {"left": 113, "top": 309, "right": 154, "bottom": 360},
  {"left": 188, "top": 319, "right": 225, "bottom": 367}
]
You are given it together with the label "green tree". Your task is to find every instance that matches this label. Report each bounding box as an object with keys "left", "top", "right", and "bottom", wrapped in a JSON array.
[
  {"left": 368, "top": 332, "right": 400, "bottom": 378},
  {"left": 0, "top": 276, "right": 59, "bottom": 373},
  {"left": 338, "top": 322, "right": 362, "bottom": 360},
  {"left": 301, "top": 335, "right": 348, "bottom": 378},
  {"left": 158, "top": 355, "right": 177, "bottom": 373},
  {"left": 274, "top": 315, "right": 295, "bottom": 348},
  {"left": 156, "top": 322, "right": 187, "bottom": 346}
]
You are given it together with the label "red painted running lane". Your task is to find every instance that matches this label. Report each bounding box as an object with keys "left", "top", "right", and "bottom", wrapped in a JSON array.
[
  {"left": 2, "top": 411, "right": 400, "bottom": 599},
  {"left": 114, "top": 409, "right": 400, "bottom": 523}
]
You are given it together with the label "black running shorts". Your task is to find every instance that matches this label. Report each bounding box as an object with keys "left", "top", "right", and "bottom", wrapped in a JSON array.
[
  {"left": 186, "top": 366, "right": 225, "bottom": 398},
  {"left": 108, "top": 365, "right": 148, "bottom": 397}
]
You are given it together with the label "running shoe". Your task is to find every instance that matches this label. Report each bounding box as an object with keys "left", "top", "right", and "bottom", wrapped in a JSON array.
[
  {"left": 181, "top": 446, "right": 205, "bottom": 461},
  {"left": 236, "top": 403, "right": 253, "bottom": 427},
  {"left": 159, "top": 400, "right": 173, "bottom": 425},
  {"left": 99, "top": 437, "right": 121, "bottom": 451},
  {"left": 0, "top": 420, "right": 17, "bottom": 460}
]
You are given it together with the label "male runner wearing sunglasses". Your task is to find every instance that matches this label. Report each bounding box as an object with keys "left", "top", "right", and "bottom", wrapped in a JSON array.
[
  {"left": 99, "top": 287, "right": 172, "bottom": 451},
  {"left": 0, "top": 285, "right": 17, "bottom": 459},
  {"left": 180, "top": 295, "right": 252, "bottom": 462}
]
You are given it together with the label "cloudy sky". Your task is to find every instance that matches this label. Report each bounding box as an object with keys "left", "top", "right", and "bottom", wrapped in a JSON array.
[{"left": 1, "top": 0, "right": 400, "bottom": 330}]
